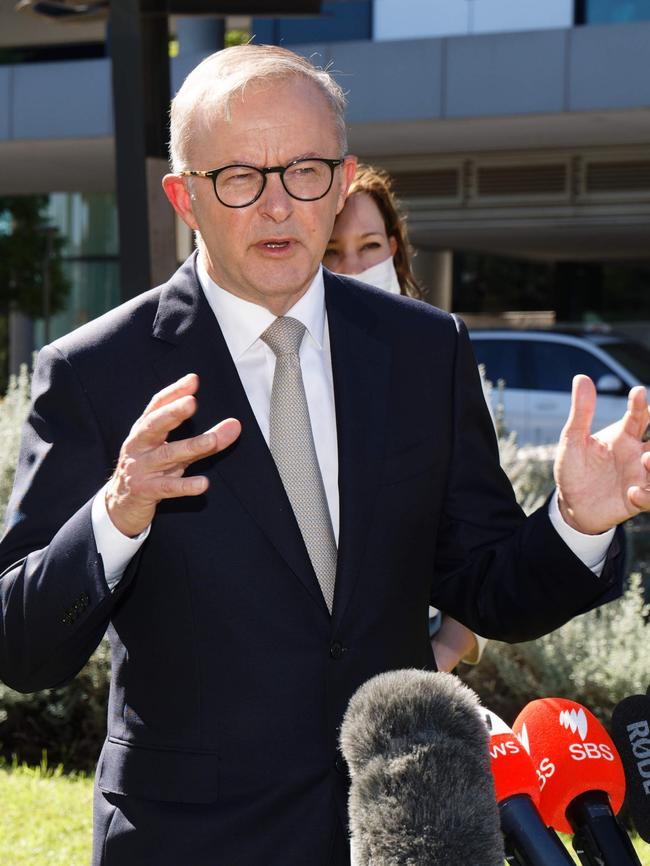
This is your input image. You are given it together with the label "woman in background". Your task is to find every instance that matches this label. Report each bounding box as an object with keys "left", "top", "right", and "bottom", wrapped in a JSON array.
[{"left": 324, "top": 163, "right": 486, "bottom": 672}]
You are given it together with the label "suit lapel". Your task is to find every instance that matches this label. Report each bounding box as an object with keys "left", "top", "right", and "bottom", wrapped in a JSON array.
[
  {"left": 325, "top": 272, "right": 392, "bottom": 628},
  {"left": 150, "top": 255, "right": 329, "bottom": 613}
]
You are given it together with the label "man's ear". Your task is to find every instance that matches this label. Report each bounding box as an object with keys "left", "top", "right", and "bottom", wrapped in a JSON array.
[
  {"left": 335, "top": 155, "right": 358, "bottom": 214},
  {"left": 162, "top": 174, "right": 200, "bottom": 231}
]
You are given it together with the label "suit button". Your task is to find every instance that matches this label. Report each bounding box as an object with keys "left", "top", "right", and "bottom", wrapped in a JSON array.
[{"left": 329, "top": 642, "right": 344, "bottom": 659}]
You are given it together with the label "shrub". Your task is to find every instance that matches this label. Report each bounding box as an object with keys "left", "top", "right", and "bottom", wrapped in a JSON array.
[
  {"left": 0, "top": 368, "right": 648, "bottom": 768},
  {"left": 0, "top": 366, "right": 109, "bottom": 770},
  {"left": 0, "top": 364, "right": 31, "bottom": 519},
  {"left": 460, "top": 382, "right": 650, "bottom": 727},
  {"left": 0, "top": 642, "right": 110, "bottom": 771},
  {"left": 460, "top": 573, "right": 650, "bottom": 727}
]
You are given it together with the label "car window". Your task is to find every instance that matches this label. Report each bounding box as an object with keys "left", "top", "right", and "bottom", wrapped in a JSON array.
[
  {"left": 530, "top": 342, "right": 613, "bottom": 392},
  {"left": 471, "top": 339, "right": 529, "bottom": 389},
  {"left": 602, "top": 341, "right": 650, "bottom": 384}
]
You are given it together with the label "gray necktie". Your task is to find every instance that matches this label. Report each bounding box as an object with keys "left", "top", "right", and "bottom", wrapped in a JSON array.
[{"left": 261, "top": 316, "right": 337, "bottom": 613}]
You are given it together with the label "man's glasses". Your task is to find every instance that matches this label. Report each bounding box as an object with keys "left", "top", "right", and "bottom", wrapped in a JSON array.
[{"left": 179, "top": 157, "right": 344, "bottom": 208}]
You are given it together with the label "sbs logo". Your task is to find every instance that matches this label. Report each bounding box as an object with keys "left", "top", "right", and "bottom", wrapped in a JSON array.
[{"left": 559, "top": 708, "right": 588, "bottom": 741}]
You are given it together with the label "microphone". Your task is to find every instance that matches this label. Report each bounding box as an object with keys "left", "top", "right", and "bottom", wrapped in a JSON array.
[
  {"left": 339, "top": 669, "right": 504, "bottom": 866},
  {"left": 512, "top": 697, "right": 641, "bottom": 866},
  {"left": 611, "top": 692, "right": 650, "bottom": 842},
  {"left": 480, "top": 708, "right": 574, "bottom": 865}
]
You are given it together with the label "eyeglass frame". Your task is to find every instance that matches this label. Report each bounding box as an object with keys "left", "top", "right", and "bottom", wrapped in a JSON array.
[{"left": 178, "top": 157, "right": 346, "bottom": 208}]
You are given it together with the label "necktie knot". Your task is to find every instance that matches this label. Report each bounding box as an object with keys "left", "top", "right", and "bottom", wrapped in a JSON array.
[{"left": 261, "top": 316, "right": 306, "bottom": 357}]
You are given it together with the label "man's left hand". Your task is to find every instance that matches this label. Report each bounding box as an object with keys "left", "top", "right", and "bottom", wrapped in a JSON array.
[{"left": 554, "top": 375, "right": 650, "bottom": 535}]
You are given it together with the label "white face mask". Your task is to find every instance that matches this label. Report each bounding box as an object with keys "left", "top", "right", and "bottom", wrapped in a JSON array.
[{"left": 337, "top": 255, "right": 402, "bottom": 295}]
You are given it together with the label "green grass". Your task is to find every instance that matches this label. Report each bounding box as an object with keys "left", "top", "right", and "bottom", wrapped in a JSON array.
[
  {"left": 1, "top": 760, "right": 650, "bottom": 865},
  {"left": 0, "top": 759, "right": 93, "bottom": 866}
]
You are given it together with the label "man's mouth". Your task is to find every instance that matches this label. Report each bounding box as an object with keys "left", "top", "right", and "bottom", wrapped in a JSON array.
[{"left": 256, "top": 238, "right": 295, "bottom": 251}]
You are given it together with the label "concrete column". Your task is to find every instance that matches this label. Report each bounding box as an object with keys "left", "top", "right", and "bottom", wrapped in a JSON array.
[
  {"left": 176, "top": 17, "right": 225, "bottom": 54},
  {"left": 175, "top": 214, "right": 195, "bottom": 264},
  {"left": 8, "top": 310, "right": 34, "bottom": 376},
  {"left": 413, "top": 249, "right": 453, "bottom": 310},
  {"left": 146, "top": 157, "right": 178, "bottom": 287}
]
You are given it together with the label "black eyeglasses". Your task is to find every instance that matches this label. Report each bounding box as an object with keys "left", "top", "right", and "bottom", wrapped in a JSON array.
[{"left": 179, "top": 157, "right": 344, "bottom": 208}]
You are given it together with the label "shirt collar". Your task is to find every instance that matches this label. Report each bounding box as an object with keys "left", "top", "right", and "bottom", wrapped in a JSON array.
[{"left": 196, "top": 254, "right": 326, "bottom": 360}]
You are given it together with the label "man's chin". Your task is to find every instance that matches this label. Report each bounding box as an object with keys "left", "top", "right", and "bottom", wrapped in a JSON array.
[{"left": 246, "top": 269, "right": 318, "bottom": 309}]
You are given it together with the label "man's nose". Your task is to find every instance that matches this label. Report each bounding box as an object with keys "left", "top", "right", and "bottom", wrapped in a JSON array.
[{"left": 257, "top": 172, "right": 293, "bottom": 221}]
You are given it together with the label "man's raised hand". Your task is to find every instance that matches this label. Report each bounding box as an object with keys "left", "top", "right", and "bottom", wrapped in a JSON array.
[
  {"left": 106, "top": 373, "right": 241, "bottom": 537},
  {"left": 554, "top": 374, "right": 650, "bottom": 535}
]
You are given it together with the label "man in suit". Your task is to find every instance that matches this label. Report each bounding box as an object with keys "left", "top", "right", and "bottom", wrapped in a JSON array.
[{"left": 1, "top": 44, "right": 649, "bottom": 865}]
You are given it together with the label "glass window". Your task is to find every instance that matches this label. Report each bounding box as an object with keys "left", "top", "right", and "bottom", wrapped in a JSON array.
[
  {"left": 33, "top": 193, "right": 120, "bottom": 347},
  {"left": 529, "top": 342, "right": 612, "bottom": 392},
  {"left": 584, "top": 0, "right": 650, "bottom": 22},
  {"left": 603, "top": 341, "right": 650, "bottom": 383},
  {"left": 471, "top": 338, "right": 529, "bottom": 389}
]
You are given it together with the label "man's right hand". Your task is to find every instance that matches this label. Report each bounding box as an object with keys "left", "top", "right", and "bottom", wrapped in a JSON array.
[{"left": 106, "top": 373, "right": 241, "bottom": 537}]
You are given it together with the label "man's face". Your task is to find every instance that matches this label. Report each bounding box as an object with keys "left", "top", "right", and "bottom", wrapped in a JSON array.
[{"left": 165, "top": 77, "right": 356, "bottom": 315}]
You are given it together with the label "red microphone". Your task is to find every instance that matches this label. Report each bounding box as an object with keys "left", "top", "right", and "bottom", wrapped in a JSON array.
[
  {"left": 480, "top": 709, "right": 574, "bottom": 866},
  {"left": 512, "top": 698, "right": 640, "bottom": 866}
]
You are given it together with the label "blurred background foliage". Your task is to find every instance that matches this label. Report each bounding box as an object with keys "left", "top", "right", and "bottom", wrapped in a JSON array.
[{"left": 0, "top": 370, "right": 648, "bottom": 770}]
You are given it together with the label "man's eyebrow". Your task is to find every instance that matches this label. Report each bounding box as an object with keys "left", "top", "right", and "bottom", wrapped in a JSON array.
[
  {"left": 289, "top": 152, "right": 325, "bottom": 162},
  {"left": 225, "top": 152, "right": 325, "bottom": 167}
]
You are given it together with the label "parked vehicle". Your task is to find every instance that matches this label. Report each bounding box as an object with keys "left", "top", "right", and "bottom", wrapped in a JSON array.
[{"left": 469, "top": 328, "right": 650, "bottom": 445}]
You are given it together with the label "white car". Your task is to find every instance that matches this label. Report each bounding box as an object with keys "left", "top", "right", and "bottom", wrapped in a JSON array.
[{"left": 469, "top": 329, "right": 650, "bottom": 445}]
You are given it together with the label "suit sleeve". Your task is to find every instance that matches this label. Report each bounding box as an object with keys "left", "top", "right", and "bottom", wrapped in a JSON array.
[
  {"left": 0, "top": 345, "right": 140, "bottom": 692},
  {"left": 429, "top": 317, "right": 625, "bottom": 643}
]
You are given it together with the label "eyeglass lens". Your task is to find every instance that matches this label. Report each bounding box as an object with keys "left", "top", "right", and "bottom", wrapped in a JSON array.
[{"left": 216, "top": 160, "right": 334, "bottom": 206}]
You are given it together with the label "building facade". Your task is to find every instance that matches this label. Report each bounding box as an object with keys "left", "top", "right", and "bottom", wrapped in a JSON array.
[{"left": 0, "top": 0, "right": 649, "bottom": 368}]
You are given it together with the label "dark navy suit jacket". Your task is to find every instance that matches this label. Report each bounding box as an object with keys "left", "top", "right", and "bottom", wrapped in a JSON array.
[{"left": 0, "top": 254, "right": 623, "bottom": 865}]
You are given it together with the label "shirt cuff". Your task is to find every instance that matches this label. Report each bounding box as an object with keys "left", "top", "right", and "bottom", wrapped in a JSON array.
[
  {"left": 548, "top": 490, "right": 615, "bottom": 577},
  {"left": 91, "top": 484, "right": 150, "bottom": 590},
  {"left": 463, "top": 633, "right": 488, "bottom": 665}
]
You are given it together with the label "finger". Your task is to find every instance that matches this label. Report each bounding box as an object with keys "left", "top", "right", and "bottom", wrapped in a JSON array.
[
  {"left": 149, "top": 417, "right": 242, "bottom": 470},
  {"left": 621, "top": 386, "right": 650, "bottom": 440},
  {"left": 131, "top": 394, "right": 198, "bottom": 449},
  {"left": 145, "top": 474, "right": 210, "bottom": 500},
  {"left": 562, "top": 374, "right": 596, "bottom": 439},
  {"left": 143, "top": 373, "right": 199, "bottom": 416},
  {"left": 210, "top": 417, "right": 241, "bottom": 451},
  {"left": 627, "top": 484, "right": 650, "bottom": 512}
]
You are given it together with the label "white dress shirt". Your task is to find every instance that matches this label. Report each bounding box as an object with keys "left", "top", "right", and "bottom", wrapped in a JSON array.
[
  {"left": 92, "top": 259, "right": 339, "bottom": 588},
  {"left": 91, "top": 258, "right": 614, "bottom": 593}
]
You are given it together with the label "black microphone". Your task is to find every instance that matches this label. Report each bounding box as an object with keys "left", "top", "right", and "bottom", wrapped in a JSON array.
[
  {"left": 611, "top": 692, "right": 650, "bottom": 842},
  {"left": 339, "top": 669, "right": 504, "bottom": 866},
  {"left": 480, "top": 708, "right": 575, "bottom": 866}
]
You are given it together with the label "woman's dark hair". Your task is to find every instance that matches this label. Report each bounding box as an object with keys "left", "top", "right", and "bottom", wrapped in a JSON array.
[{"left": 347, "top": 163, "right": 423, "bottom": 299}]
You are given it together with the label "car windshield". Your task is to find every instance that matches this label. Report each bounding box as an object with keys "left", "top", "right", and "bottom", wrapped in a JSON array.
[{"left": 603, "top": 340, "right": 650, "bottom": 384}]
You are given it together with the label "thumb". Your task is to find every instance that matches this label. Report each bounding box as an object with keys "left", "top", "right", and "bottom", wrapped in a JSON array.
[{"left": 562, "top": 374, "right": 596, "bottom": 439}]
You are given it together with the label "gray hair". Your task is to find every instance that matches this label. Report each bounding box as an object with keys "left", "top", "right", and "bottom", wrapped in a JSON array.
[{"left": 170, "top": 44, "right": 348, "bottom": 172}]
